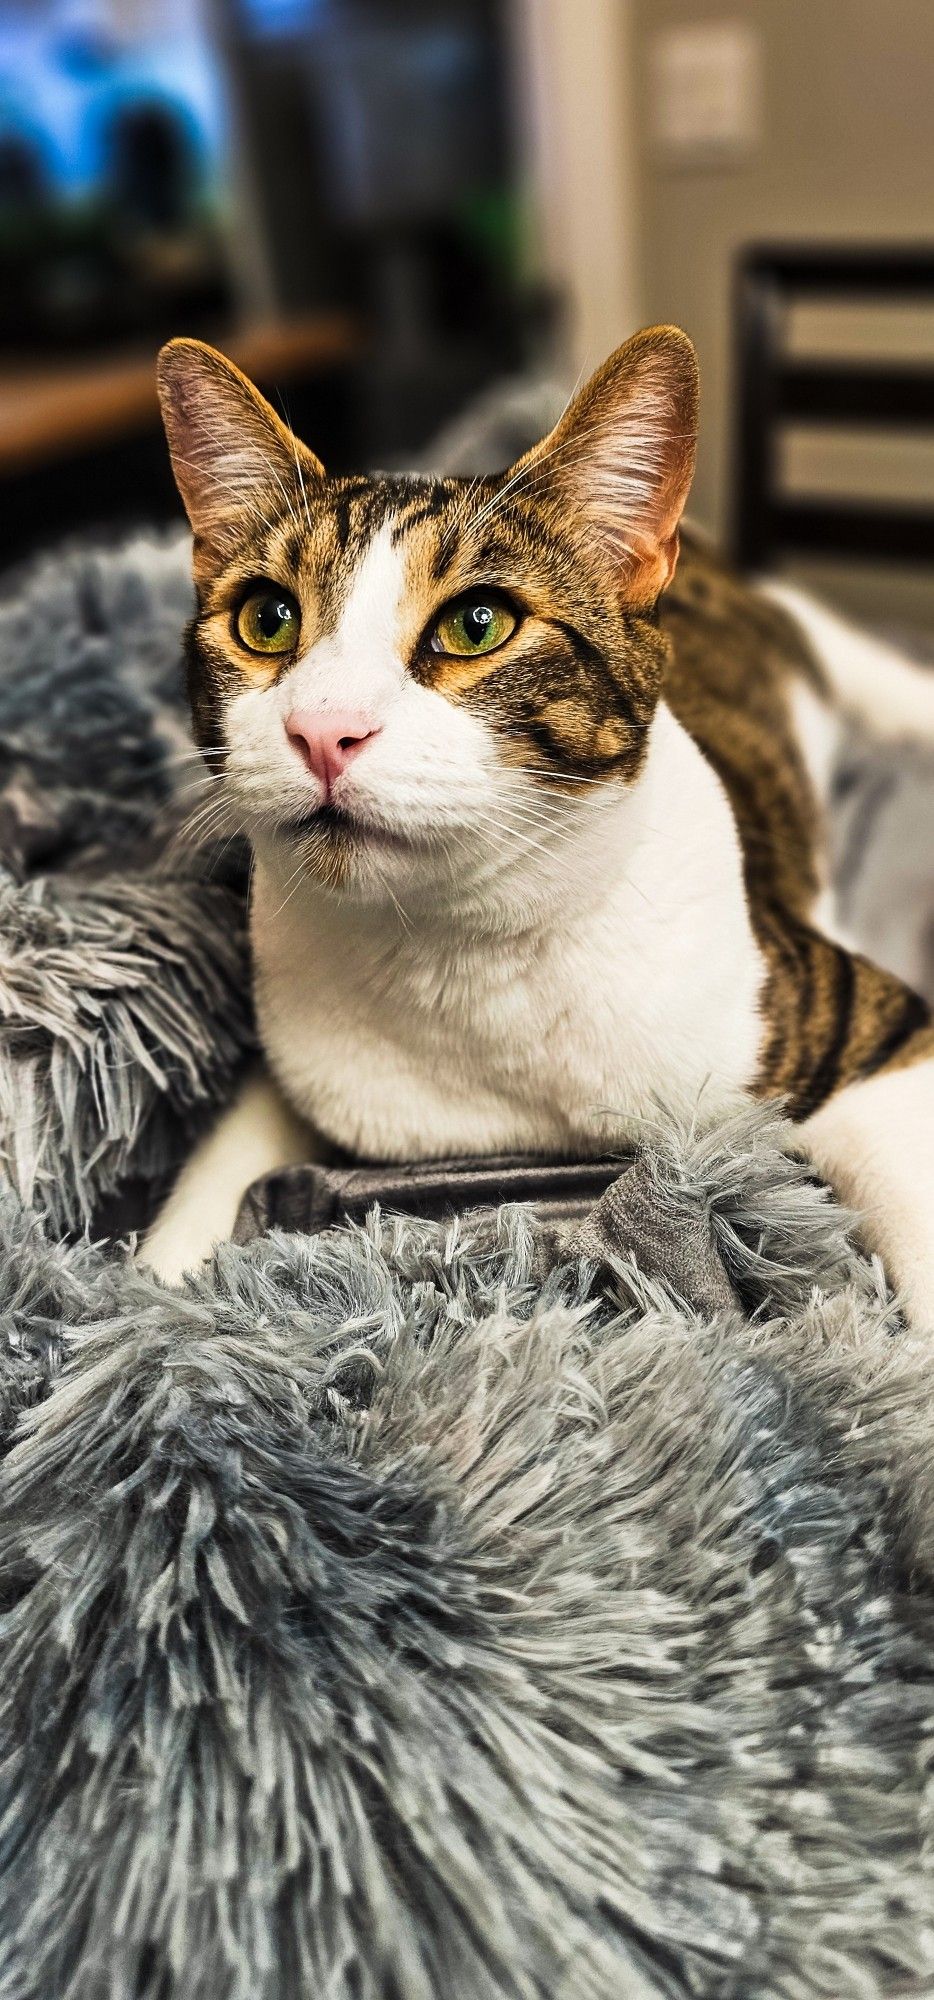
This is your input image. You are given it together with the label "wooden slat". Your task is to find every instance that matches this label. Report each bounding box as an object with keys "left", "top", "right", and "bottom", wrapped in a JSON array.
[
  {"left": 730, "top": 266, "right": 784, "bottom": 568},
  {"left": 776, "top": 360, "right": 934, "bottom": 425},
  {"left": 741, "top": 245, "right": 934, "bottom": 297},
  {"left": 772, "top": 497, "right": 934, "bottom": 563},
  {"left": 0, "top": 314, "right": 362, "bottom": 476}
]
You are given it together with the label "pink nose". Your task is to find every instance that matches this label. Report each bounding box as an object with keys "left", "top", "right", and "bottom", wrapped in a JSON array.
[{"left": 285, "top": 709, "right": 380, "bottom": 793}]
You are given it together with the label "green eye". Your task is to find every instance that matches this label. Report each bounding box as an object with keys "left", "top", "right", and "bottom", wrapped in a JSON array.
[
  {"left": 431, "top": 594, "right": 517, "bottom": 659},
  {"left": 236, "top": 587, "right": 299, "bottom": 655}
]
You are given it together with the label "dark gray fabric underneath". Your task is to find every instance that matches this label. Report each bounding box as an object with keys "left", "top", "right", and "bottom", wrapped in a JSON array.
[
  {"left": 564, "top": 1151, "right": 739, "bottom": 1313},
  {"left": 234, "top": 1148, "right": 740, "bottom": 1317},
  {"left": 232, "top": 1151, "right": 629, "bottom": 1242}
]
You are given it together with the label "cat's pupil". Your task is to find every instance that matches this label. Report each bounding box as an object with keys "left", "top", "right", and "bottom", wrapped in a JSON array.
[
  {"left": 258, "top": 597, "right": 289, "bottom": 638},
  {"left": 463, "top": 605, "right": 494, "bottom": 644}
]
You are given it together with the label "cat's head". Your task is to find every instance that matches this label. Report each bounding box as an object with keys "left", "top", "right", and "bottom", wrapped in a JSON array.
[{"left": 157, "top": 326, "right": 697, "bottom": 909}]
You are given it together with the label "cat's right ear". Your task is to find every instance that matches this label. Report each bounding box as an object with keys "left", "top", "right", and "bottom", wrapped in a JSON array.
[
  {"left": 507, "top": 326, "right": 699, "bottom": 607},
  {"left": 156, "top": 339, "right": 323, "bottom": 550}
]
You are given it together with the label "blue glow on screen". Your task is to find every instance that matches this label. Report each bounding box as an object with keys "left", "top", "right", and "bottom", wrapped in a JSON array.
[
  {"left": 237, "top": 0, "right": 328, "bottom": 35},
  {"left": 0, "top": 3, "right": 228, "bottom": 203}
]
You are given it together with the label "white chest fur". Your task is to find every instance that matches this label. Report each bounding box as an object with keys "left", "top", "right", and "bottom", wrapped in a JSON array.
[{"left": 250, "top": 705, "right": 768, "bottom": 1161}]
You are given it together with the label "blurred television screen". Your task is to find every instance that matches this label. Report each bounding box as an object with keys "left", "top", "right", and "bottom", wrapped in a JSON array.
[
  {"left": 0, "top": 0, "right": 233, "bottom": 349},
  {"left": 0, "top": 0, "right": 537, "bottom": 553}
]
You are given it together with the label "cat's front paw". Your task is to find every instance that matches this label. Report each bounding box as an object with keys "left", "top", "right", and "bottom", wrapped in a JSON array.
[{"left": 137, "top": 1216, "right": 217, "bottom": 1286}]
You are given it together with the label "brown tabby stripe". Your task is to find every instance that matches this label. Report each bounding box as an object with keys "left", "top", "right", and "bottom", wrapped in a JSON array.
[{"left": 661, "top": 537, "right": 932, "bottom": 1113}]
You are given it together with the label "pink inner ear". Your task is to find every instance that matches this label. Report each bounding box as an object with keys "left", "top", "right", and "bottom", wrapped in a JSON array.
[
  {"left": 527, "top": 331, "right": 698, "bottom": 599},
  {"left": 157, "top": 340, "right": 323, "bottom": 543},
  {"left": 658, "top": 526, "right": 682, "bottom": 588}
]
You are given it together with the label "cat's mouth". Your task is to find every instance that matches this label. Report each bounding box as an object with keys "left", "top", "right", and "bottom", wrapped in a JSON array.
[{"left": 280, "top": 801, "right": 413, "bottom": 852}]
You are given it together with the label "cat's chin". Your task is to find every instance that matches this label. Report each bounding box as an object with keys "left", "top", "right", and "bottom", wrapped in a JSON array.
[
  {"left": 266, "top": 802, "right": 426, "bottom": 886},
  {"left": 282, "top": 801, "right": 411, "bottom": 848}
]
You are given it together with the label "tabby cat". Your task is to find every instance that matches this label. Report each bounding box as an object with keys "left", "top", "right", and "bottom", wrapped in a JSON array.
[{"left": 144, "top": 327, "right": 934, "bottom": 1328}]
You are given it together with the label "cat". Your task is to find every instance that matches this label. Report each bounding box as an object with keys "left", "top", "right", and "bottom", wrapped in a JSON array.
[{"left": 143, "top": 325, "right": 934, "bottom": 1327}]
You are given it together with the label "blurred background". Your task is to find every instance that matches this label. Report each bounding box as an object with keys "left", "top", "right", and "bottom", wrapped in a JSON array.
[{"left": 0, "top": 0, "right": 931, "bottom": 632}]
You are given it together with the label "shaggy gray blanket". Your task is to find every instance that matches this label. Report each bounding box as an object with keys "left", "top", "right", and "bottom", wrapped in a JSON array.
[{"left": 2, "top": 528, "right": 934, "bottom": 2000}]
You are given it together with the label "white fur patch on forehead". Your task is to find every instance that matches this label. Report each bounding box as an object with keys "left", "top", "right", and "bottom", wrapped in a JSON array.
[
  {"left": 332, "top": 518, "right": 407, "bottom": 659},
  {"left": 284, "top": 519, "right": 409, "bottom": 716}
]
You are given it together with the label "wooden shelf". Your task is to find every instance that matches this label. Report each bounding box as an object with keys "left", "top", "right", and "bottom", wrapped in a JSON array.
[{"left": 0, "top": 313, "right": 362, "bottom": 476}]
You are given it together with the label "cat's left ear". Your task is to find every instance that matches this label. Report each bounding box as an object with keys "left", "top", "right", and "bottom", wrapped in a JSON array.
[
  {"left": 512, "top": 326, "right": 699, "bottom": 606},
  {"left": 156, "top": 338, "right": 323, "bottom": 553}
]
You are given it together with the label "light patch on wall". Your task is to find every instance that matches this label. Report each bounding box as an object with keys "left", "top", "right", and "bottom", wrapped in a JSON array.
[{"left": 648, "top": 20, "right": 762, "bottom": 166}]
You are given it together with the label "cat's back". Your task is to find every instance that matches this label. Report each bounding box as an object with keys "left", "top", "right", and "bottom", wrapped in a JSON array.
[{"left": 660, "top": 534, "right": 824, "bottom": 917}]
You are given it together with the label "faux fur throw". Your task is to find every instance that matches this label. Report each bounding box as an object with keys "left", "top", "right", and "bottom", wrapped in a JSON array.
[
  {"left": 0, "top": 534, "right": 253, "bottom": 1237},
  {"left": 3, "top": 529, "right": 934, "bottom": 1999}
]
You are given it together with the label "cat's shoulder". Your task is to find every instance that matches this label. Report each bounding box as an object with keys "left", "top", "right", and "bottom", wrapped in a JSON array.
[
  {"left": 661, "top": 531, "right": 821, "bottom": 711},
  {"left": 659, "top": 532, "right": 824, "bottom": 922}
]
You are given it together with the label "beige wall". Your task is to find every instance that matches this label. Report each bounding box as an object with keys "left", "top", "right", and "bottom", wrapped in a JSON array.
[
  {"left": 511, "top": 0, "right": 642, "bottom": 373},
  {"left": 631, "top": 0, "right": 934, "bottom": 622}
]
